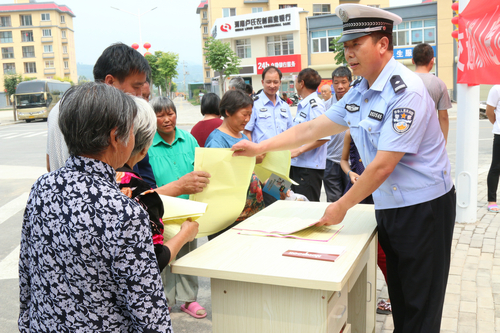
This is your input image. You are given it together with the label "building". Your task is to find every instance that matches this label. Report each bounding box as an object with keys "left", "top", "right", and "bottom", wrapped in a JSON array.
[
  {"left": 196, "top": 0, "right": 390, "bottom": 94},
  {"left": 0, "top": 0, "right": 77, "bottom": 106}
]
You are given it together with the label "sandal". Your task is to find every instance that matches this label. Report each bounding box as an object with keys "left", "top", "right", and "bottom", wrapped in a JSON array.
[
  {"left": 487, "top": 204, "right": 500, "bottom": 213},
  {"left": 181, "top": 301, "right": 207, "bottom": 319},
  {"left": 377, "top": 299, "right": 392, "bottom": 315}
]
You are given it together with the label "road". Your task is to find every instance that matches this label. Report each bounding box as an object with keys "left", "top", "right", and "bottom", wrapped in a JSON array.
[{"left": 0, "top": 116, "right": 495, "bottom": 332}]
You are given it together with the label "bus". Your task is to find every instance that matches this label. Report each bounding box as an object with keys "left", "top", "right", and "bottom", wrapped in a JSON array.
[{"left": 14, "top": 79, "right": 71, "bottom": 122}]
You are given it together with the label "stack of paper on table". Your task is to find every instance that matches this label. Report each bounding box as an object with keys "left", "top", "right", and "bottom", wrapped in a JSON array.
[
  {"left": 233, "top": 201, "right": 344, "bottom": 242},
  {"left": 282, "top": 242, "right": 347, "bottom": 262},
  {"left": 159, "top": 195, "right": 208, "bottom": 224}
]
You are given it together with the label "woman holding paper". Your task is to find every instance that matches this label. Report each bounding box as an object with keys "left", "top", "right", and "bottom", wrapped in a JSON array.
[
  {"left": 205, "top": 89, "right": 266, "bottom": 238},
  {"left": 116, "top": 96, "right": 199, "bottom": 272}
]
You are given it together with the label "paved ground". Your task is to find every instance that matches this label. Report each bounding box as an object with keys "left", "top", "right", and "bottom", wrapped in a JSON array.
[{"left": 2, "top": 98, "right": 499, "bottom": 333}]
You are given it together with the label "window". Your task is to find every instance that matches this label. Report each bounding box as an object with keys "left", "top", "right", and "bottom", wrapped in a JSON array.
[
  {"left": 62, "top": 45, "right": 68, "bottom": 53},
  {"left": 393, "top": 19, "right": 436, "bottom": 46},
  {"left": 206, "top": 70, "right": 210, "bottom": 78},
  {"left": 3, "top": 63, "right": 15, "bottom": 74},
  {"left": 21, "top": 30, "right": 33, "bottom": 42},
  {"left": 45, "top": 60, "right": 54, "bottom": 68},
  {"left": 22, "top": 46, "right": 35, "bottom": 58},
  {"left": 203, "top": 26, "right": 208, "bottom": 34},
  {"left": 236, "top": 38, "right": 251, "bottom": 58},
  {"left": 24, "top": 62, "right": 36, "bottom": 73},
  {"left": 252, "top": 7, "right": 263, "bottom": 13},
  {"left": 61, "top": 30, "right": 66, "bottom": 38},
  {"left": 313, "top": 4, "right": 331, "bottom": 16},
  {"left": 222, "top": 8, "right": 236, "bottom": 17},
  {"left": 0, "top": 31, "right": 12, "bottom": 43},
  {"left": 64, "top": 61, "right": 69, "bottom": 69},
  {"left": 1, "top": 47, "right": 13, "bottom": 59},
  {"left": 279, "top": 4, "right": 297, "bottom": 9},
  {"left": 0, "top": 16, "right": 11, "bottom": 27},
  {"left": 41, "top": 13, "right": 50, "bottom": 21},
  {"left": 20, "top": 15, "right": 32, "bottom": 26},
  {"left": 42, "top": 29, "right": 52, "bottom": 37},
  {"left": 311, "top": 29, "right": 341, "bottom": 53},
  {"left": 60, "top": 15, "right": 65, "bottom": 23},
  {"left": 267, "top": 34, "right": 294, "bottom": 56},
  {"left": 202, "top": 11, "right": 207, "bottom": 19},
  {"left": 44, "top": 45, "right": 53, "bottom": 53}
]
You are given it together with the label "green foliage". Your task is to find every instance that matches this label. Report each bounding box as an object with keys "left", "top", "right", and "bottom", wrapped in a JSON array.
[
  {"left": 4, "top": 74, "right": 23, "bottom": 96},
  {"left": 171, "top": 82, "right": 177, "bottom": 92},
  {"left": 203, "top": 37, "right": 241, "bottom": 94},
  {"left": 78, "top": 75, "right": 89, "bottom": 84},
  {"left": 145, "top": 51, "right": 179, "bottom": 94},
  {"left": 53, "top": 76, "right": 74, "bottom": 86},
  {"left": 330, "top": 36, "right": 346, "bottom": 65}
]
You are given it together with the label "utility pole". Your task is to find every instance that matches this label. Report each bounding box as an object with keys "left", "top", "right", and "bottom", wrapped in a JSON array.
[
  {"left": 110, "top": 6, "right": 157, "bottom": 53},
  {"left": 182, "top": 61, "right": 189, "bottom": 97}
]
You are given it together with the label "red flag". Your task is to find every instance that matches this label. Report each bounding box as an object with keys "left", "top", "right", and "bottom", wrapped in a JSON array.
[{"left": 456, "top": 0, "right": 500, "bottom": 85}]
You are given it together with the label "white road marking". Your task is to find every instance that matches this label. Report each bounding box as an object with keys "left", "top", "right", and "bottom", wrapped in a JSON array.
[
  {"left": 24, "top": 131, "right": 47, "bottom": 138},
  {"left": 2, "top": 132, "right": 35, "bottom": 139},
  {"left": 0, "top": 245, "right": 19, "bottom": 280},
  {"left": 0, "top": 192, "right": 29, "bottom": 226},
  {"left": 0, "top": 165, "right": 47, "bottom": 180},
  {"left": 0, "top": 132, "right": 15, "bottom": 138}
]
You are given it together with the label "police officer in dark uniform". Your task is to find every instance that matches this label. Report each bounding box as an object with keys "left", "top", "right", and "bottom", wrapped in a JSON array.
[{"left": 232, "top": 4, "right": 456, "bottom": 333}]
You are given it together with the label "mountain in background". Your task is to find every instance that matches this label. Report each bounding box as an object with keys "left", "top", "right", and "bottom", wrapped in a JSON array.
[{"left": 77, "top": 62, "right": 203, "bottom": 90}]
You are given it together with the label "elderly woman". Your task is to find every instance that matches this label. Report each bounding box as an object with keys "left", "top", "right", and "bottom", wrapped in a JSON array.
[
  {"left": 116, "top": 96, "right": 199, "bottom": 273},
  {"left": 19, "top": 83, "right": 172, "bottom": 332}
]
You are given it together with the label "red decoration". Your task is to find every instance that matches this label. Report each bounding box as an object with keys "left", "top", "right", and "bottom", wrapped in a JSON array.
[
  {"left": 451, "top": 2, "right": 459, "bottom": 11},
  {"left": 143, "top": 42, "right": 151, "bottom": 50},
  {"left": 144, "top": 52, "right": 152, "bottom": 56},
  {"left": 131, "top": 43, "right": 139, "bottom": 50}
]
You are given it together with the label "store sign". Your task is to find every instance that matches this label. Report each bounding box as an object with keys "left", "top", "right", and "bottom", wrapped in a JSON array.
[
  {"left": 256, "top": 54, "right": 301, "bottom": 74},
  {"left": 212, "top": 7, "right": 301, "bottom": 39},
  {"left": 394, "top": 46, "right": 436, "bottom": 60}
]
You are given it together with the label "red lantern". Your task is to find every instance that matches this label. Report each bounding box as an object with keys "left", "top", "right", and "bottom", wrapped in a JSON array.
[
  {"left": 131, "top": 43, "right": 139, "bottom": 50},
  {"left": 144, "top": 52, "right": 152, "bottom": 56},
  {"left": 143, "top": 42, "right": 151, "bottom": 50}
]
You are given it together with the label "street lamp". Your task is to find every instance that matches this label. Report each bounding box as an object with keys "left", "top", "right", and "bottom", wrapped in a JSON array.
[{"left": 111, "top": 6, "right": 158, "bottom": 52}]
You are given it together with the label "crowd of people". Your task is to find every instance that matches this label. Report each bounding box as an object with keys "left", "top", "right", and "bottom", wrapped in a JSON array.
[{"left": 18, "top": 3, "right": 470, "bottom": 333}]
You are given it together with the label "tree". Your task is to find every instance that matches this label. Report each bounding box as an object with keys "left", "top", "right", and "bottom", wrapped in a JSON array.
[
  {"left": 4, "top": 74, "right": 23, "bottom": 97},
  {"left": 53, "top": 75, "right": 74, "bottom": 86},
  {"left": 145, "top": 51, "right": 179, "bottom": 96},
  {"left": 204, "top": 37, "right": 241, "bottom": 96},
  {"left": 78, "top": 75, "right": 89, "bottom": 84},
  {"left": 330, "top": 36, "right": 346, "bottom": 65}
]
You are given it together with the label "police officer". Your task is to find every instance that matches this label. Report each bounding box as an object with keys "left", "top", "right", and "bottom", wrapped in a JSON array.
[
  {"left": 233, "top": 4, "right": 455, "bottom": 333},
  {"left": 244, "top": 66, "right": 293, "bottom": 143},
  {"left": 289, "top": 68, "right": 329, "bottom": 201}
]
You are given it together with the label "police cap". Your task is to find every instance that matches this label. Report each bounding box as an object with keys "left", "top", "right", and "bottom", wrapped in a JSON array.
[{"left": 335, "top": 4, "right": 402, "bottom": 43}]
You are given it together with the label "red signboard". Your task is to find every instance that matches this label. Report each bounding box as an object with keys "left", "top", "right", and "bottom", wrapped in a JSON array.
[
  {"left": 256, "top": 54, "right": 301, "bottom": 74},
  {"left": 456, "top": 0, "right": 500, "bottom": 85}
]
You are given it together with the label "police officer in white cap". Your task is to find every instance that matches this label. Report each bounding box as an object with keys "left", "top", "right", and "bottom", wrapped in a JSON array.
[{"left": 232, "top": 4, "right": 455, "bottom": 333}]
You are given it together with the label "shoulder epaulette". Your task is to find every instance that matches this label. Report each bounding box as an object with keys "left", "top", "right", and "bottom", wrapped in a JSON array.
[
  {"left": 280, "top": 96, "right": 286, "bottom": 102},
  {"left": 253, "top": 95, "right": 259, "bottom": 101},
  {"left": 350, "top": 78, "right": 362, "bottom": 87},
  {"left": 309, "top": 98, "right": 318, "bottom": 108},
  {"left": 390, "top": 75, "right": 407, "bottom": 93}
]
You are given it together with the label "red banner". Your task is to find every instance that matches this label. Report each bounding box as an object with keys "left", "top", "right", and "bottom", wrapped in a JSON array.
[
  {"left": 457, "top": 0, "right": 500, "bottom": 85},
  {"left": 316, "top": 79, "right": 332, "bottom": 93},
  {"left": 256, "top": 54, "right": 301, "bottom": 74}
]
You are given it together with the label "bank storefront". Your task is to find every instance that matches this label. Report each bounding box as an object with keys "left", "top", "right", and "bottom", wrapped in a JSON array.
[{"left": 211, "top": 7, "right": 307, "bottom": 94}]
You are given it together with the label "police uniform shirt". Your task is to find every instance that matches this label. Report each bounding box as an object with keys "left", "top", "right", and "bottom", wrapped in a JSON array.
[
  {"left": 291, "top": 92, "right": 329, "bottom": 170},
  {"left": 325, "top": 58, "right": 453, "bottom": 210},
  {"left": 245, "top": 90, "right": 293, "bottom": 144}
]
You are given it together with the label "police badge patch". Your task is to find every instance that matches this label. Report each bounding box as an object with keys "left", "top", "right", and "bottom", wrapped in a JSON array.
[
  {"left": 345, "top": 104, "right": 360, "bottom": 113},
  {"left": 392, "top": 108, "right": 415, "bottom": 134}
]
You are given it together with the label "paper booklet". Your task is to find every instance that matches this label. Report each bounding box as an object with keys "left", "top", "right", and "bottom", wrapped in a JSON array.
[
  {"left": 159, "top": 195, "right": 208, "bottom": 225},
  {"left": 282, "top": 242, "right": 347, "bottom": 262},
  {"left": 263, "top": 173, "right": 292, "bottom": 200},
  {"left": 237, "top": 224, "right": 343, "bottom": 242}
]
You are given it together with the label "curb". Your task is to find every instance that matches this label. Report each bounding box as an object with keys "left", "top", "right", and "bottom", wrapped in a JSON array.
[{"left": 0, "top": 120, "right": 23, "bottom": 127}]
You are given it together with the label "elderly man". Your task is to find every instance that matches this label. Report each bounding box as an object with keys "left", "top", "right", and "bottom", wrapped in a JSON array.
[
  {"left": 233, "top": 4, "right": 455, "bottom": 332},
  {"left": 228, "top": 76, "right": 246, "bottom": 91},
  {"left": 20, "top": 82, "right": 173, "bottom": 332},
  {"left": 320, "top": 84, "right": 334, "bottom": 110}
]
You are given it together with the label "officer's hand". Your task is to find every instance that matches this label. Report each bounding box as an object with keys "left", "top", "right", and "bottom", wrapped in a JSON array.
[
  {"left": 290, "top": 148, "right": 302, "bottom": 159},
  {"left": 315, "top": 201, "right": 346, "bottom": 226},
  {"left": 178, "top": 171, "right": 211, "bottom": 195},
  {"left": 232, "top": 140, "right": 262, "bottom": 157}
]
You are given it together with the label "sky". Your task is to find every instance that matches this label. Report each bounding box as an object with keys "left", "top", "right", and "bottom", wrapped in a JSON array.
[
  {"left": 22, "top": 0, "right": 421, "bottom": 68},
  {"left": 43, "top": 0, "right": 205, "bottom": 66}
]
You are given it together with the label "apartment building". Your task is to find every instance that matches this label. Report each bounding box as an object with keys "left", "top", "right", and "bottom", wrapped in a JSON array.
[{"left": 0, "top": 0, "right": 77, "bottom": 105}]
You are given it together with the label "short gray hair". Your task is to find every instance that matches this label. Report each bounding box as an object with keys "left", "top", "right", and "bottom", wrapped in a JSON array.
[
  {"left": 229, "top": 76, "right": 246, "bottom": 91},
  {"left": 149, "top": 96, "right": 176, "bottom": 114},
  {"left": 131, "top": 96, "right": 156, "bottom": 155},
  {"left": 59, "top": 82, "right": 137, "bottom": 157}
]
